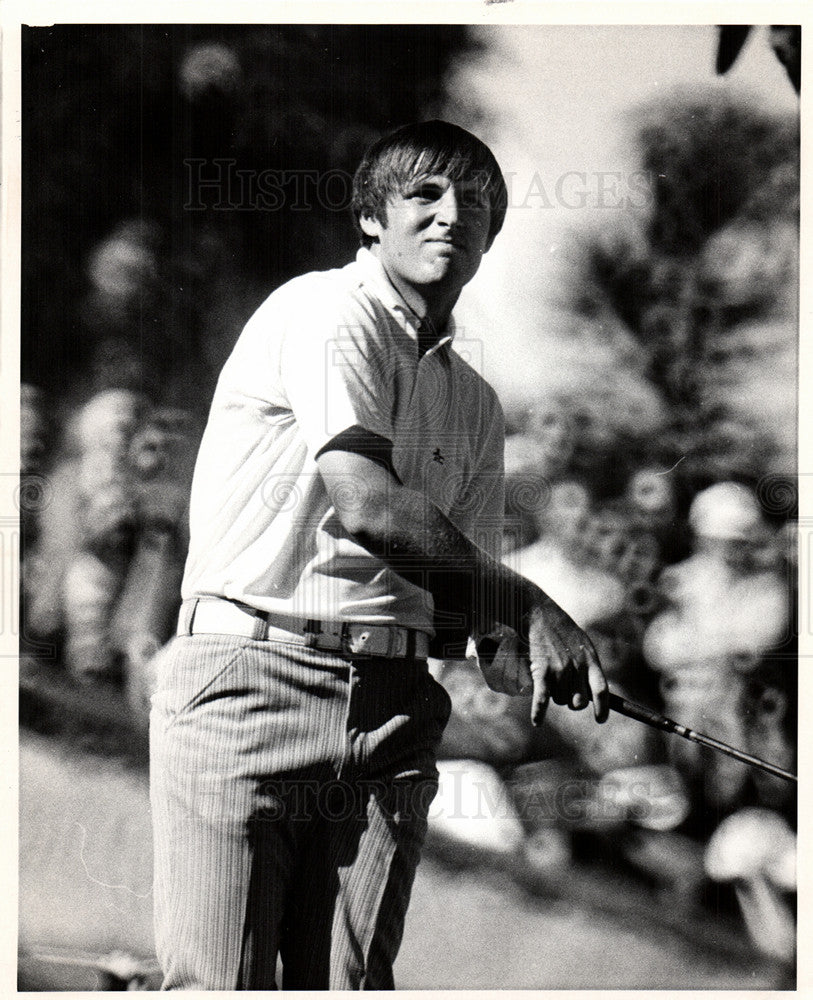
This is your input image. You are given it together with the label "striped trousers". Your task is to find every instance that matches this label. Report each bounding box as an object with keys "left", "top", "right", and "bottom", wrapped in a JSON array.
[{"left": 149, "top": 633, "right": 451, "bottom": 990}]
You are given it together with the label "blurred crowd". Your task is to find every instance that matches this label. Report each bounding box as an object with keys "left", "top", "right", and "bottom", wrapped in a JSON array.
[
  {"left": 20, "top": 384, "right": 201, "bottom": 716},
  {"left": 19, "top": 376, "right": 797, "bottom": 966},
  {"left": 430, "top": 427, "right": 797, "bottom": 966}
]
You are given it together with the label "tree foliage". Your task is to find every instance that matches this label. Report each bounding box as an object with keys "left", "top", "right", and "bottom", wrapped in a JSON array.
[
  {"left": 22, "top": 24, "right": 476, "bottom": 406},
  {"left": 564, "top": 92, "right": 798, "bottom": 502}
]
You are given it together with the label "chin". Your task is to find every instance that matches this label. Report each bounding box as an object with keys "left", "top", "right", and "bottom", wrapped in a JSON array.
[{"left": 421, "top": 258, "right": 471, "bottom": 285}]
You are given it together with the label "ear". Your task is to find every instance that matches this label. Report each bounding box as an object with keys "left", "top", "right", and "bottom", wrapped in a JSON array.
[{"left": 359, "top": 213, "right": 384, "bottom": 242}]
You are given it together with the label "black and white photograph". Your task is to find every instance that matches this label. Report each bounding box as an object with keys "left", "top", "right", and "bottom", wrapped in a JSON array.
[{"left": 4, "top": 4, "right": 806, "bottom": 992}]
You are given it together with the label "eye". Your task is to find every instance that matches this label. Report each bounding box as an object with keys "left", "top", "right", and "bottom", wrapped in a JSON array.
[
  {"left": 460, "top": 188, "right": 490, "bottom": 212},
  {"left": 407, "top": 181, "right": 445, "bottom": 203}
]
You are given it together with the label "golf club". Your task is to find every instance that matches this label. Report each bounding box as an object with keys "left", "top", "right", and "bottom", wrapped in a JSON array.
[{"left": 609, "top": 691, "right": 797, "bottom": 783}]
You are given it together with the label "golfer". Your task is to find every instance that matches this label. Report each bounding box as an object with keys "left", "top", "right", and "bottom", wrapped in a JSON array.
[{"left": 150, "top": 120, "right": 608, "bottom": 991}]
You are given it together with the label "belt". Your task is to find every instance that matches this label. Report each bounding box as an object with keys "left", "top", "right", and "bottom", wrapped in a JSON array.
[{"left": 177, "top": 597, "right": 430, "bottom": 660}]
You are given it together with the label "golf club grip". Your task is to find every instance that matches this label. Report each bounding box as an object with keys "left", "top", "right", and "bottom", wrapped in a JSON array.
[{"left": 608, "top": 692, "right": 797, "bottom": 783}]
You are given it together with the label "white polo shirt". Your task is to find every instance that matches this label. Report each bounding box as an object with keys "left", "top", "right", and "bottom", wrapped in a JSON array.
[{"left": 182, "top": 248, "right": 505, "bottom": 634}]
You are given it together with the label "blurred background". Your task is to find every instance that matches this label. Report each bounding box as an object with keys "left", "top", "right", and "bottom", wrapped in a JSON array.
[{"left": 19, "top": 22, "right": 799, "bottom": 991}]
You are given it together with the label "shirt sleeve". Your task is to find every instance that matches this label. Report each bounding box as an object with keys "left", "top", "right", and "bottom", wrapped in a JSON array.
[{"left": 279, "top": 286, "right": 397, "bottom": 459}]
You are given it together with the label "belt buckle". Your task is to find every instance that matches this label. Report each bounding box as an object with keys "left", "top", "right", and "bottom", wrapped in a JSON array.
[
  {"left": 338, "top": 623, "right": 413, "bottom": 659},
  {"left": 343, "top": 623, "right": 377, "bottom": 658}
]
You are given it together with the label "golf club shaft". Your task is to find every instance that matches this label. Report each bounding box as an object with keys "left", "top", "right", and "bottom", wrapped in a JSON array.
[{"left": 608, "top": 692, "right": 797, "bottom": 783}]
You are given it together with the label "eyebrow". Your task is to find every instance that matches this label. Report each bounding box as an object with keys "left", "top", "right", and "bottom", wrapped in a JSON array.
[
  {"left": 400, "top": 174, "right": 489, "bottom": 200},
  {"left": 402, "top": 174, "right": 447, "bottom": 189}
]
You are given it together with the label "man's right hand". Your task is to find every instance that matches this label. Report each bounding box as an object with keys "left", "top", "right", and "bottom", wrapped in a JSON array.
[{"left": 474, "top": 601, "right": 609, "bottom": 728}]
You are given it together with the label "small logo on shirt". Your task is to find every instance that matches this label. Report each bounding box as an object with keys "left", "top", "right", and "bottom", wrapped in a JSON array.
[{"left": 432, "top": 448, "right": 445, "bottom": 465}]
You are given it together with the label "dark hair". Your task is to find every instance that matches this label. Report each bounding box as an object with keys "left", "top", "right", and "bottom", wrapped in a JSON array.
[{"left": 351, "top": 120, "right": 508, "bottom": 249}]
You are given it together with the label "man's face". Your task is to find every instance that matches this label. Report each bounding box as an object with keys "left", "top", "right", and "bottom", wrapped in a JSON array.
[{"left": 361, "top": 173, "right": 493, "bottom": 298}]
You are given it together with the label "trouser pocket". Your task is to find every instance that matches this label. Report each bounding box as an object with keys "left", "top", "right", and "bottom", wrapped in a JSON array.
[{"left": 150, "top": 634, "right": 252, "bottom": 733}]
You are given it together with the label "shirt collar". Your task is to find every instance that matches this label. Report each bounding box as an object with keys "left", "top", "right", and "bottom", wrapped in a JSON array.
[{"left": 354, "top": 247, "right": 456, "bottom": 350}]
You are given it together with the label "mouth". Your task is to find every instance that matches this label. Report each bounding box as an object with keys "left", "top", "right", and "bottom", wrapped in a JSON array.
[{"left": 425, "top": 238, "right": 467, "bottom": 252}]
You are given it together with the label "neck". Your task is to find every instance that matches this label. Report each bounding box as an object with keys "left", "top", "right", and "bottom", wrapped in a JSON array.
[{"left": 373, "top": 253, "right": 458, "bottom": 336}]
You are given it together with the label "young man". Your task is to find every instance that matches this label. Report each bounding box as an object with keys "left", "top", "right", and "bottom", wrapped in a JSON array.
[{"left": 150, "top": 120, "right": 608, "bottom": 991}]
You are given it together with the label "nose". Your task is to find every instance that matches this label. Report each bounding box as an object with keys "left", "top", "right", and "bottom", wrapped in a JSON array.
[{"left": 434, "top": 186, "right": 460, "bottom": 226}]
